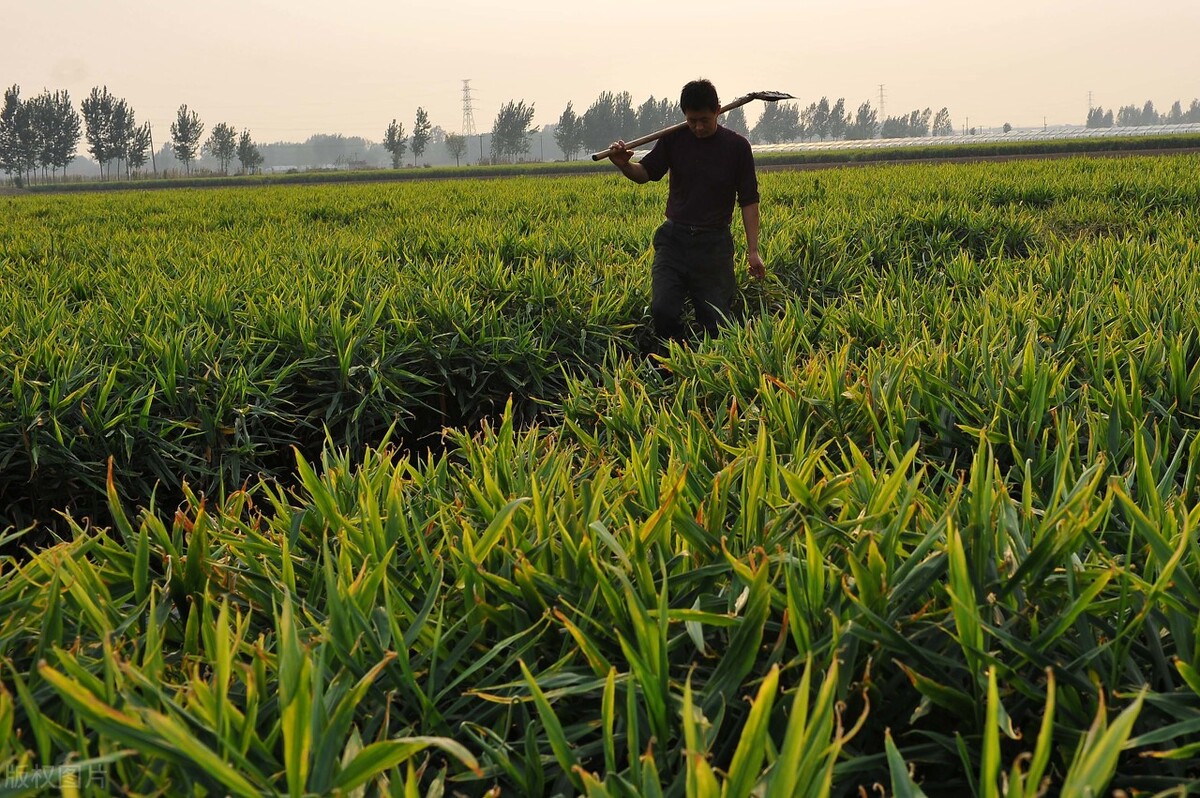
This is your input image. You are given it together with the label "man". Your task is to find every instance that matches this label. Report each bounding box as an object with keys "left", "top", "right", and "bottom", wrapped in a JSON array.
[{"left": 608, "top": 79, "right": 765, "bottom": 343}]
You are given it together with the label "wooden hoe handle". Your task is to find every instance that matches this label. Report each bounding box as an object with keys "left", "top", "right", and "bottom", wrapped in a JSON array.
[{"left": 590, "top": 94, "right": 760, "bottom": 161}]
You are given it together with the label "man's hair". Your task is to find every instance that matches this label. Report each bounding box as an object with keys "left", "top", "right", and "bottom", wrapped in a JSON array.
[{"left": 680, "top": 80, "right": 720, "bottom": 113}]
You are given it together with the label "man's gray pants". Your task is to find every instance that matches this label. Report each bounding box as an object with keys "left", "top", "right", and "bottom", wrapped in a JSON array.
[{"left": 650, "top": 220, "right": 737, "bottom": 342}]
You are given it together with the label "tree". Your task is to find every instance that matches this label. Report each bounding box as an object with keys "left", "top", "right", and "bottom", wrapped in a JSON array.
[
  {"left": 126, "top": 123, "right": 151, "bottom": 175},
  {"left": 491, "top": 99, "right": 536, "bottom": 162},
  {"left": 10, "top": 90, "right": 41, "bottom": 184},
  {"left": 46, "top": 90, "right": 81, "bottom": 178},
  {"left": 657, "top": 96, "right": 677, "bottom": 129},
  {"left": 382, "top": 119, "right": 406, "bottom": 168},
  {"left": 79, "top": 89, "right": 141, "bottom": 179},
  {"left": 812, "top": 97, "right": 832, "bottom": 140},
  {"left": 0, "top": 86, "right": 26, "bottom": 183},
  {"left": 107, "top": 98, "right": 128, "bottom": 175},
  {"left": 1087, "top": 106, "right": 1114, "bottom": 128},
  {"left": 237, "top": 129, "right": 263, "bottom": 174},
  {"left": 828, "top": 98, "right": 848, "bottom": 140},
  {"left": 309, "top": 133, "right": 353, "bottom": 166},
  {"left": 1115, "top": 101, "right": 1163, "bottom": 127},
  {"left": 932, "top": 107, "right": 953, "bottom": 136},
  {"left": 636, "top": 95, "right": 676, "bottom": 133},
  {"left": 411, "top": 107, "right": 432, "bottom": 165},
  {"left": 170, "top": 104, "right": 204, "bottom": 174},
  {"left": 1167, "top": 100, "right": 1184, "bottom": 125},
  {"left": 880, "top": 108, "right": 931, "bottom": 138},
  {"left": 444, "top": 132, "right": 467, "bottom": 167},
  {"left": 750, "top": 102, "right": 800, "bottom": 144},
  {"left": 880, "top": 115, "right": 903, "bottom": 138},
  {"left": 845, "top": 101, "right": 878, "bottom": 140},
  {"left": 1002, "top": 122, "right": 1013, "bottom": 133},
  {"left": 204, "top": 122, "right": 237, "bottom": 174},
  {"left": 799, "top": 103, "right": 815, "bottom": 141},
  {"left": 108, "top": 98, "right": 142, "bottom": 178},
  {"left": 723, "top": 106, "right": 749, "bottom": 137},
  {"left": 912, "top": 108, "right": 932, "bottom": 136},
  {"left": 1142, "top": 100, "right": 1158, "bottom": 125},
  {"left": 27, "top": 92, "right": 54, "bottom": 181},
  {"left": 80, "top": 86, "right": 114, "bottom": 178},
  {"left": 580, "top": 91, "right": 635, "bottom": 152},
  {"left": 17, "top": 91, "right": 68, "bottom": 182},
  {"left": 553, "top": 102, "right": 584, "bottom": 161}
]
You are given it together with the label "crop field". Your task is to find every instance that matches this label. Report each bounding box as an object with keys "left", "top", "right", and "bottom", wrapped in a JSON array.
[{"left": 2, "top": 155, "right": 1200, "bottom": 796}]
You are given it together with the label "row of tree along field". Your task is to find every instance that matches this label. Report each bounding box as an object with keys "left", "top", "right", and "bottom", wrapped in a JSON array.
[
  {"left": 552, "top": 93, "right": 957, "bottom": 159},
  {"left": 1086, "top": 98, "right": 1200, "bottom": 129},
  {"left": 5, "top": 80, "right": 1200, "bottom": 184},
  {"left": 0, "top": 86, "right": 266, "bottom": 186},
  {"left": 0, "top": 85, "right": 959, "bottom": 184}
]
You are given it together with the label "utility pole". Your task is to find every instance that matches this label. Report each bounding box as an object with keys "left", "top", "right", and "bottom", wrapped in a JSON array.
[
  {"left": 878, "top": 83, "right": 886, "bottom": 120},
  {"left": 148, "top": 123, "right": 157, "bottom": 177}
]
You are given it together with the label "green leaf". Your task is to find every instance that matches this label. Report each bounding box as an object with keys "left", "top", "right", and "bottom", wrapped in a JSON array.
[
  {"left": 472, "top": 496, "right": 531, "bottom": 562},
  {"left": 723, "top": 665, "right": 779, "bottom": 798},
  {"left": 332, "top": 737, "right": 481, "bottom": 794},
  {"left": 682, "top": 675, "right": 719, "bottom": 798},
  {"left": 519, "top": 658, "right": 583, "bottom": 793},
  {"left": 885, "top": 730, "right": 930, "bottom": 798},
  {"left": 704, "top": 559, "right": 771, "bottom": 710},
  {"left": 981, "top": 667, "right": 1001, "bottom": 798},
  {"left": 277, "top": 597, "right": 313, "bottom": 798},
  {"left": 1019, "top": 669, "right": 1056, "bottom": 798},
  {"left": 1062, "top": 688, "right": 1146, "bottom": 796},
  {"left": 142, "top": 710, "right": 265, "bottom": 798}
]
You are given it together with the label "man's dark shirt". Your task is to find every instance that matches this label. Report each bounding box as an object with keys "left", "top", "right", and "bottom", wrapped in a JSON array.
[{"left": 638, "top": 125, "right": 759, "bottom": 228}]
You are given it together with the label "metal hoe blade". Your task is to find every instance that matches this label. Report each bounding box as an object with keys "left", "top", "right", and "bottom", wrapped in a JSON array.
[{"left": 745, "top": 91, "right": 796, "bottom": 102}]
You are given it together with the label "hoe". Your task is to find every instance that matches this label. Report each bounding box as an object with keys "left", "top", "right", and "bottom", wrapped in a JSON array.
[{"left": 590, "top": 90, "right": 795, "bottom": 161}]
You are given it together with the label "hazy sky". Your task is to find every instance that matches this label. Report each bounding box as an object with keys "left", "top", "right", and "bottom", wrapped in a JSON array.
[{"left": 9, "top": 0, "right": 1200, "bottom": 144}]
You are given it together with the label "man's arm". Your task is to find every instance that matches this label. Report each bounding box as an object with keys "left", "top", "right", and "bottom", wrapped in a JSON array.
[
  {"left": 741, "top": 202, "right": 766, "bottom": 280},
  {"left": 608, "top": 140, "right": 650, "bottom": 184}
]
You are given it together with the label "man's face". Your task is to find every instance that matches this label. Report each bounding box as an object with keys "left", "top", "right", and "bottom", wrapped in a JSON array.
[{"left": 684, "top": 107, "right": 720, "bottom": 139}]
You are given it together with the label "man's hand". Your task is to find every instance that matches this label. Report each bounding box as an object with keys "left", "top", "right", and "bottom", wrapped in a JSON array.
[
  {"left": 608, "top": 140, "right": 634, "bottom": 167},
  {"left": 747, "top": 250, "right": 766, "bottom": 281},
  {"left": 740, "top": 204, "right": 764, "bottom": 279},
  {"left": 608, "top": 140, "right": 650, "bottom": 183}
]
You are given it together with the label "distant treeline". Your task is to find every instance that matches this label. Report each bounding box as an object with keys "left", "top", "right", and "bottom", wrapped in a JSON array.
[
  {"left": 10, "top": 78, "right": 1199, "bottom": 184},
  {"left": 3, "top": 76, "right": 969, "bottom": 182},
  {"left": 162, "top": 134, "right": 391, "bottom": 174},
  {"left": 0, "top": 84, "right": 268, "bottom": 185},
  {"left": 1086, "top": 98, "right": 1200, "bottom": 128},
  {"left": 548, "top": 92, "right": 957, "bottom": 160}
]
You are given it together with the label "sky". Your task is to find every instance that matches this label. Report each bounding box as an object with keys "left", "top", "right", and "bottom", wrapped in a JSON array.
[{"left": 7, "top": 0, "right": 1200, "bottom": 144}]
